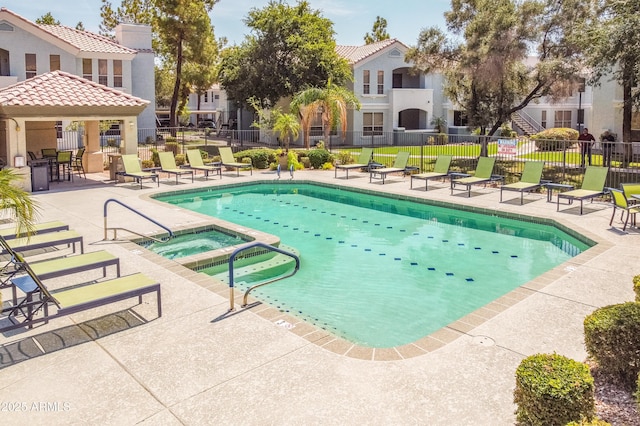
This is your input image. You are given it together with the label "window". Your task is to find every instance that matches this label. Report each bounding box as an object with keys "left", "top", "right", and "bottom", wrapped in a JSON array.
[
  {"left": 541, "top": 111, "right": 547, "bottom": 129},
  {"left": 554, "top": 110, "right": 572, "bottom": 128},
  {"left": 25, "top": 53, "right": 36, "bottom": 79},
  {"left": 55, "top": 121, "right": 62, "bottom": 139},
  {"left": 309, "top": 111, "right": 324, "bottom": 136},
  {"left": 363, "top": 112, "right": 383, "bottom": 135},
  {"left": 204, "top": 91, "right": 208, "bottom": 102},
  {"left": 453, "top": 111, "right": 468, "bottom": 127},
  {"left": 49, "top": 55, "right": 60, "bottom": 72},
  {"left": 98, "top": 59, "right": 107, "bottom": 85},
  {"left": 214, "top": 94, "right": 219, "bottom": 100},
  {"left": 363, "top": 70, "right": 370, "bottom": 94},
  {"left": 377, "top": 70, "right": 384, "bottom": 94},
  {"left": 82, "top": 58, "right": 92, "bottom": 80},
  {"left": 113, "top": 60, "right": 122, "bottom": 87}
]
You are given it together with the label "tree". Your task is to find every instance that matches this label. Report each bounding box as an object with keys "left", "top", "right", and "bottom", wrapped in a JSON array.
[
  {"left": 406, "top": 0, "right": 590, "bottom": 154},
  {"left": 580, "top": 0, "right": 640, "bottom": 166},
  {"left": 364, "top": 16, "right": 390, "bottom": 44},
  {"left": 291, "top": 81, "right": 361, "bottom": 149},
  {"left": 35, "top": 12, "right": 60, "bottom": 25},
  {"left": 272, "top": 110, "right": 300, "bottom": 150},
  {"left": 75, "top": 22, "right": 86, "bottom": 31},
  {"left": 218, "top": 1, "right": 351, "bottom": 109}
]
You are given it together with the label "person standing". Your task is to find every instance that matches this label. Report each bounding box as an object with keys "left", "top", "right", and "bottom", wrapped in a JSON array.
[
  {"left": 578, "top": 128, "right": 596, "bottom": 167},
  {"left": 601, "top": 130, "right": 615, "bottom": 167}
]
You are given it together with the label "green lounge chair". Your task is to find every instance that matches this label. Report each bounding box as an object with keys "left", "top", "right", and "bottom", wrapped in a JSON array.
[
  {"left": 608, "top": 189, "right": 640, "bottom": 231},
  {"left": 500, "top": 161, "right": 545, "bottom": 205},
  {"left": 334, "top": 147, "right": 374, "bottom": 179},
  {"left": 186, "top": 149, "right": 222, "bottom": 180},
  {"left": 120, "top": 154, "right": 159, "bottom": 189},
  {"left": 0, "top": 220, "right": 69, "bottom": 240},
  {"left": 369, "top": 151, "right": 410, "bottom": 184},
  {"left": 410, "top": 155, "right": 453, "bottom": 190},
  {"left": 450, "top": 157, "right": 498, "bottom": 197},
  {"left": 3, "top": 230, "right": 83, "bottom": 255},
  {"left": 219, "top": 147, "right": 252, "bottom": 176},
  {"left": 557, "top": 166, "right": 608, "bottom": 215},
  {"left": 621, "top": 182, "right": 640, "bottom": 205},
  {"left": 159, "top": 151, "right": 194, "bottom": 184},
  {"left": 0, "top": 257, "right": 161, "bottom": 333}
]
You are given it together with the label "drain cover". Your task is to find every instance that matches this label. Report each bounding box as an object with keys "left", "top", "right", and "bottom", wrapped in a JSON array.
[{"left": 472, "top": 335, "right": 495, "bottom": 346}]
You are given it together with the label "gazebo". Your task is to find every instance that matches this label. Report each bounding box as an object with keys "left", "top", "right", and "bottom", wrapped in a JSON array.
[{"left": 0, "top": 70, "right": 149, "bottom": 191}]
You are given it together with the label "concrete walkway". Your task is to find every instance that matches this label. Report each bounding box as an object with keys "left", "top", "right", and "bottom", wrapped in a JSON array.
[{"left": 0, "top": 168, "right": 636, "bottom": 425}]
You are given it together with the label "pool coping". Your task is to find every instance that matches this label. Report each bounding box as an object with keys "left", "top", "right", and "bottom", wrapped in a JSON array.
[{"left": 137, "top": 180, "right": 611, "bottom": 361}]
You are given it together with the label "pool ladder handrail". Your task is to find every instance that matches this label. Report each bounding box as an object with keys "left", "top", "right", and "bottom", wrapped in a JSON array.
[
  {"left": 276, "top": 163, "right": 294, "bottom": 180},
  {"left": 103, "top": 198, "right": 174, "bottom": 243},
  {"left": 227, "top": 242, "right": 300, "bottom": 311}
]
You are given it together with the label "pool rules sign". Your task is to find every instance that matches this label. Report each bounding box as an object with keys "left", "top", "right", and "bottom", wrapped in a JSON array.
[{"left": 498, "top": 139, "right": 518, "bottom": 156}]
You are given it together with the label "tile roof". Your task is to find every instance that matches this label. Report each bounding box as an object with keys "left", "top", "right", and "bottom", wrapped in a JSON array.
[
  {"left": 0, "top": 71, "right": 149, "bottom": 107},
  {"left": 38, "top": 24, "right": 137, "bottom": 54},
  {"left": 0, "top": 8, "right": 136, "bottom": 55},
  {"left": 336, "top": 39, "right": 407, "bottom": 64}
]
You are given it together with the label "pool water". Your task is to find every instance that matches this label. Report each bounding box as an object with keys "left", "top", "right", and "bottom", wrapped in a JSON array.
[
  {"left": 142, "top": 229, "right": 248, "bottom": 259},
  {"left": 156, "top": 183, "right": 591, "bottom": 348}
]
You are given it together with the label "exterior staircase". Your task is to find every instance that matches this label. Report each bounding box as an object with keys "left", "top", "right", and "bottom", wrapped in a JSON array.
[{"left": 512, "top": 110, "right": 545, "bottom": 136}]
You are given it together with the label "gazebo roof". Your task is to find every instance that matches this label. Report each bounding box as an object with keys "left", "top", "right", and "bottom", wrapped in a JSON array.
[{"left": 0, "top": 71, "right": 149, "bottom": 118}]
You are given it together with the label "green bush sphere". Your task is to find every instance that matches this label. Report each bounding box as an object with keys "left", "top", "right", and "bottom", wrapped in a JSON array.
[
  {"left": 514, "top": 353, "right": 595, "bottom": 425},
  {"left": 584, "top": 302, "right": 640, "bottom": 385}
]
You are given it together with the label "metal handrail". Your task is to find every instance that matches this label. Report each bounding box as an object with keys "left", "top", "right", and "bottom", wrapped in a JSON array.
[
  {"left": 103, "top": 198, "right": 173, "bottom": 242},
  {"left": 226, "top": 242, "right": 300, "bottom": 311},
  {"left": 276, "top": 163, "right": 294, "bottom": 179}
]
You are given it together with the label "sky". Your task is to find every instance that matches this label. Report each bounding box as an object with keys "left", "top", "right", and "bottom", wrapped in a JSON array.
[{"left": 2, "top": 0, "right": 451, "bottom": 46}]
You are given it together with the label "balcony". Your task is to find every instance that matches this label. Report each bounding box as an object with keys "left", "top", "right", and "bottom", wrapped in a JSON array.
[{"left": 389, "top": 88, "right": 433, "bottom": 113}]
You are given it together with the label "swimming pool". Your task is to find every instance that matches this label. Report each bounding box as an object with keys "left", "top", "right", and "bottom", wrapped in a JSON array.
[
  {"left": 155, "top": 182, "right": 592, "bottom": 348},
  {"left": 139, "top": 228, "right": 250, "bottom": 259}
]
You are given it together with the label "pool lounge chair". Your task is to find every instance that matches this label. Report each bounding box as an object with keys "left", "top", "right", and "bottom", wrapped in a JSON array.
[
  {"left": 450, "top": 157, "right": 498, "bottom": 197},
  {"left": 369, "top": 151, "right": 411, "bottom": 184},
  {"left": 410, "top": 155, "right": 453, "bottom": 190},
  {"left": 158, "top": 151, "right": 194, "bottom": 184},
  {"left": 120, "top": 154, "right": 159, "bottom": 189},
  {"left": 0, "top": 220, "right": 69, "bottom": 240},
  {"left": 557, "top": 166, "right": 608, "bottom": 215},
  {"left": 608, "top": 189, "right": 640, "bottom": 231},
  {"left": 186, "top": 149, "right": 222, "bottom": 180},
  {"left": 0, "top": 253, "right": 161, "bottom": 333},
  {"left": 2, "top": 230, "right": 84, "bottom": 255},
  {"left": 219, "top": 147, "right": 252, "bottom": 176},
  {"left": 335, "top": 147, "right": 374, "bottom": 179},
  {"left": 500, "top": 161, "right": 545, "bottom": 205}
]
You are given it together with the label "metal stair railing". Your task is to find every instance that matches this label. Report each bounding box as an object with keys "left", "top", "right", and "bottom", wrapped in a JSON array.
[
  {"left": 103, "top": 198, "right": 173, "bottom": 242},
  {"left": 512, "top": 110, "right": 545, "bottom": 135}
]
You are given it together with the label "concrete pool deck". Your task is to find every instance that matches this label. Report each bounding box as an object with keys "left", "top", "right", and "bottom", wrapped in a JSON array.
[{"left": 0, "top": 168, "right": 636, "bottom": 424}]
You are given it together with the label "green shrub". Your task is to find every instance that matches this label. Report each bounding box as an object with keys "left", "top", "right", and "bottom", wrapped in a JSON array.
[
  {"left": 321, "top": 161, "right": 333, "bottom": 170},
  {"left": 633, "top": 275, "right": 640, "bottom": 302},
  {"left": 584, "top": 302, "right": 640, "bottom": 385},
  {"left": 307, "top": 149, "right": 332, "bottom": 169},
  {"left": 336, "top": 150, "right": 354, "bottom": 165},
  {"left": 234, "top": 148, "right": 274, "bottom": 169},
  {"left": 531, "top": 128, "right": 579, "bottom": 151},
  {"left": 165, "top": 142, "right": 179, "bottom": 155},
  {"left": 141, "top": 159, "right": 155, "bottom": 169},
  {"left": 288, "top": 151, "right": 304, "bottom": 170},
  {"left": 150, "top": 149, "right": 160, "bottom": 167},
  {"left": 175, "top": 154, "right": 186, "bottom": 166},
  {"left": 514, "top": 353, "right": 595, "bottom": 425},
  {"left": 300, "top": 156, "right": 311, "bottom": 169}
]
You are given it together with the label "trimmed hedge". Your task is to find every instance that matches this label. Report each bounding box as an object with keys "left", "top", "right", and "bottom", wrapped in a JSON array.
[
  {"left": 584, "top": 302, "right": 640, "bottom": 385},
  {"left": 514, "top": 353, "right": 595, "bottom": 425},
  {"left": 233, "top": 148, "right": 275, "bottom": 169},
  {"left": 307, "top": 148, "right": 332, "bottom": 169},
  {"left": 531, "top": 128, "right": 579, "bottom": 151}
]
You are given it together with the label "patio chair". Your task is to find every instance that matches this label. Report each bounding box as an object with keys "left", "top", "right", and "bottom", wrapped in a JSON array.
[
  {"left": 41, "top": 148, "right": 57, "bottom": 159},
  {"left": 158, "top": 151, "right": 194, "bottom": 184},
  {"left": 557, "top": 166, "right": 608, "bottom": 215},
  {"left": 499, "top": 161, "right": 545, "bottom": 205},
  {"left": 72, "top": 147, "right": 86, "bottom": 179},
  {"left": 450, "top": 157, "right": 497, "bottom": 197},
  {"left": 1, "top": 230, "right": 84, "bottom": 255},
  {"left": 369, "top": 151, "right": 411, "bottom": 184},
  {"left": 0, "top": 251, "right": 160, "bottom": 333},
  {"left": 219, "top": 147, "right": 253, "bottom": 176},
  {"left": 186, "top": 149, "right": 222, "bottom": 180},
  {"left": 0, "top": 220, "right": 69, "bottom": 240},
  {"left": 120, "top": 154, "right": 159, "bottom": 189},
  {"left": 608, "top": 188, "right": 640, "bottom": 231},
  {"left": 621, "top": 182, "right": 640, "bottom": 205},
  {"left": 334, "top": 147, "right": 374, "bottom": 179},
  {"left": 55, "top": 150, "right": 73, "bottom": 182},
  {"left": 410, "top": 155, "right": 453, "bottom": 190}
]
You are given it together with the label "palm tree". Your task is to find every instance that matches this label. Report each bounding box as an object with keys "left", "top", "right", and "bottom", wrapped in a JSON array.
[
  {"left": 272, "top": 110, "right": 300, "bottom": 151},
  {"left": 0, "top": 168, "right": 38, "bottom": 237},
  {"left": 291, "top": 81, "right": 361, "bottom": 149}
]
